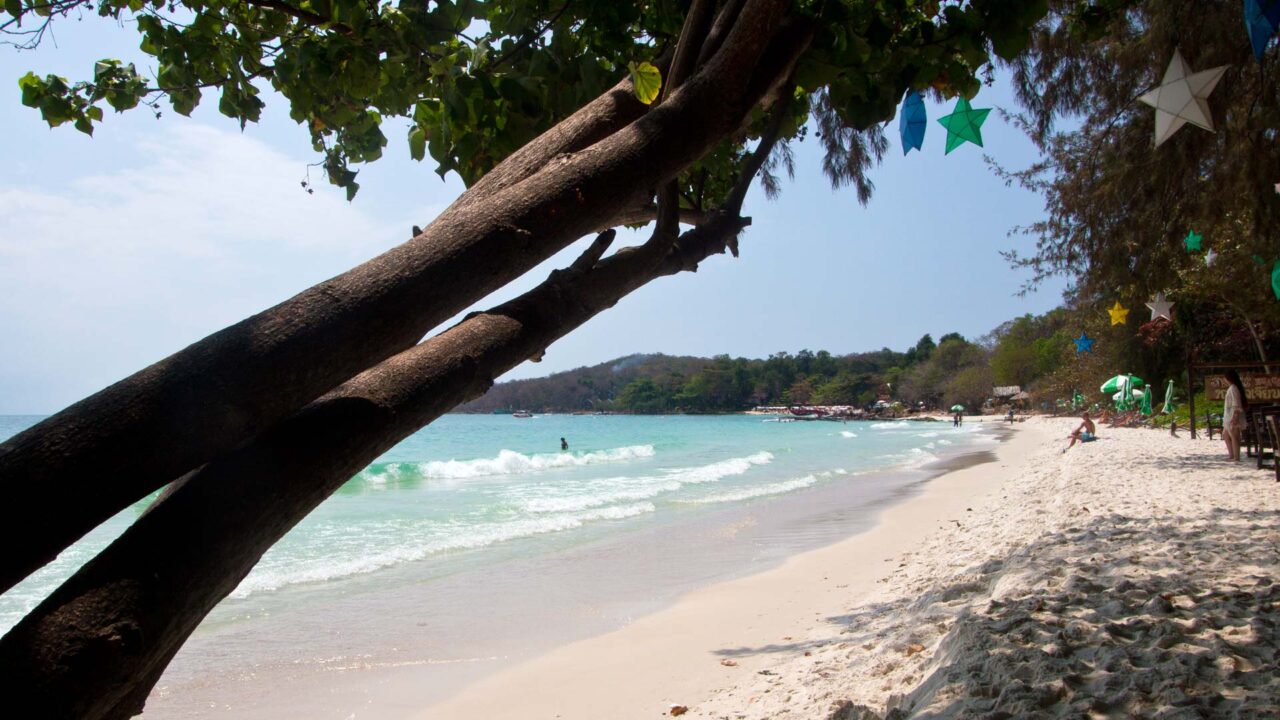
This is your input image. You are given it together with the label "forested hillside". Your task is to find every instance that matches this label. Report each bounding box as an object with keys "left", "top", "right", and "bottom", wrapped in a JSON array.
[{"left": 460, "top": 332, "right": 1010, "bottom": 414}]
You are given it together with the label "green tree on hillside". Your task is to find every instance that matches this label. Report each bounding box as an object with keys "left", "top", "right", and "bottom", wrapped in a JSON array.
[
  {"left": 990, "top": 312, "right": 1070, "bottom": 388},
  {"left": 618, "top": 376, "right": 671, "bottom": 412}
]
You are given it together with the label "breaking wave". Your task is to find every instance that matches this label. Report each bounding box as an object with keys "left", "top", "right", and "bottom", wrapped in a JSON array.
[{"left": 360, "top": 445, "right": 656, "bottom": 483}]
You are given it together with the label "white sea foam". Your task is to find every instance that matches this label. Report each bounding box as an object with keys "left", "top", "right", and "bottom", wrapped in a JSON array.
[
  {"left": 232, "top": 502, "right": 656, "bottom": 598},
  {"left": 877, "top": 447, "right": 939, "bottom": 470},
  {"left": 521, "top": 477, "right": 681, "bottom": 513},
  {"left": 663, "top": 451, "right": 773, "bottom": 484},
  {"left": 684, "top": 475, "right": 818, "bottom": 504},
  {"left": 917, "top": 431, "right": 939, "bottom": 438},
  {"left": 410, "top": 444, "right": 655, "bottom": 480},
  {"left": 870, "top": 421, "right": 912, "bottom": 430},
  {"left": 840, "top": 431, "right": 858, "bottom": 438}
]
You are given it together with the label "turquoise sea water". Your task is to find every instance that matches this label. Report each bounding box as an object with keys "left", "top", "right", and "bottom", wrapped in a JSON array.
[{"left": 0, "top": 413, "right": 993, "bottom": 635}]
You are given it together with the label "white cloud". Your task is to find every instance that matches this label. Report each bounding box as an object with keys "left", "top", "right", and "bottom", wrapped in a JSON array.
[{"left": 0, "top": 123, "right": 426, "bottom": 413}]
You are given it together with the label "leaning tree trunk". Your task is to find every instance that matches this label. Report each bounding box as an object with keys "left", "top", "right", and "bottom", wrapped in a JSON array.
[
  {"left": 0, "top": 0, "right": 795, "bottom": 595},
  {"left": 0, "top": 212, "right": 769, "bottom": 718},
  {"left": 0, "top": 2, "right": 814, "bottom": 714}
]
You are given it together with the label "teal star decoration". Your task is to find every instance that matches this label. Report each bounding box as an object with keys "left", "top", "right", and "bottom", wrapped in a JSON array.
[
  {"left": 937, "top": 97, "right": 991, "bottom": 154},
  {"left": 1184, "top": 230, "right": 1202, "bottom": 252},
  {"left": 1074, "top": 333, "right": 1095, "bottom": 353}
]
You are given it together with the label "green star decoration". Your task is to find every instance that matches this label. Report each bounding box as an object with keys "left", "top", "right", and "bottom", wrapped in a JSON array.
[
  {"left": 1184, "top": 230, "right": 1202, "bottom": 252},
  {"left": 937, "top": 97, "right": 991, "bottom": 154}
]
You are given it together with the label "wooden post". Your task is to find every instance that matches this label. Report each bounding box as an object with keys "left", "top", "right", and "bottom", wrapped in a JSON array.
[{"left": 1187, "top": 358, "right": 1197, "bottom": 439}]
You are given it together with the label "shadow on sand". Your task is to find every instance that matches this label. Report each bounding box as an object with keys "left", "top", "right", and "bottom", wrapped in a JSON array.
[{"left": 722, "top": 508, "right": 1280, "bottom": 719}]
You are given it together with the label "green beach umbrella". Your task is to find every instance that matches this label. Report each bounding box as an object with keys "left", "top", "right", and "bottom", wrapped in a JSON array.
[
  {"left": 950, "top": 404, "right": 965, "bottom": 412},
  {"left": 1100, "top": 374, "right": 1144, "bottom": 394},
  {"left": 1115, "top": 376, "right": 1135, "bottom": 411},
  {"left": 1140, "top": 383, "right": 1154, "bottom": 415},
  {"left": 1112, "top": 389, "right": 1144, "bottom": 413},
  {"left": 1162, "top": 379, "right": 1176, "bottom": 414}
]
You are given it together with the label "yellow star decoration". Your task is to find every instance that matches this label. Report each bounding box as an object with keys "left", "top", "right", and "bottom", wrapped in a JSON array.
[{"left": 1108, "top": 301, "right": 1130, "bottom": 326}]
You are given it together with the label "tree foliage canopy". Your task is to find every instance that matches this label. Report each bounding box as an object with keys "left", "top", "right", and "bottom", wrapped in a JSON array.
[
  {"left": 8, "top": 0, "right": 1082, "bottom": 200},
  {"left": 999, "top": 0, "right": 1280, "bottom": 359}
]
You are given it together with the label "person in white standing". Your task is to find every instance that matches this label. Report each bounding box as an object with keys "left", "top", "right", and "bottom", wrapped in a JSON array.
[{"left": 1221, "top": 370, "right": 1247, "bottom": 462}]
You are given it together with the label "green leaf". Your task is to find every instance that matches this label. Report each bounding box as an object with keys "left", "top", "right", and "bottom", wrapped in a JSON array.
[
  {"left": 4, "top": 0, "right": 21, "bottom": 23},
  {"left": 408, "top": 126, "right": 426, "bottom": 161},
  {"left": 74, "top": 116, "right": 94, "bottom": 136},
  {"left": 17, "top": 71, "right": 42, "bottom": 107},
  {"left": 627, "top": 61, "right": 661, "bottom": 105}
]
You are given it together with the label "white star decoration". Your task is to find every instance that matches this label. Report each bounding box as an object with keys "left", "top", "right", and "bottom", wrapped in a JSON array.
[
  {"left": 1146, "top": 292, "right": 1175, "bottom": 322},
  {"left": 1205, "top": 249, "right": 1217, "bottom": 266},
  {"left": 1137, "top": 49, "right": 1228, "bottom": 147}
]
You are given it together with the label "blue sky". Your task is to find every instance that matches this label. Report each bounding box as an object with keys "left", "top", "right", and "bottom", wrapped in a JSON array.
[{"left": 0, "top": 22, "right": 1068, "bottom": 414}]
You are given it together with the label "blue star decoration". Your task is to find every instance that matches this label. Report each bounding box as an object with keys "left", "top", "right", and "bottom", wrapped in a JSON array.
[
  {"left": 1246, "top": 0, "right": 1280, "bottom": 60},
  {"left": 899, "top": 90, "right": 927, "bottom": 155},
  {"left": 1074, "top": 333, "right": 1095, "bottom": 353}
]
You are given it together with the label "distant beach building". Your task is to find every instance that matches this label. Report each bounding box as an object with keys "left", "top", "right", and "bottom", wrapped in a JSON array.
[{"left": 992, "top": 385, "right": 1022, "bottom": 400}]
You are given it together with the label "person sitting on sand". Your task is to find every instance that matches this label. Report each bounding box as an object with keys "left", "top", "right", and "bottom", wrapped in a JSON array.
[{"left": 1065, "top": 411, "right": 1097, "bottom": 451}]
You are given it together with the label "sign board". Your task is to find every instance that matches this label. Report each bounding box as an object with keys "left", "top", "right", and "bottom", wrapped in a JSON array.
[{"left": 1205, "top": 374, "right": 1280, "bottom": 402}]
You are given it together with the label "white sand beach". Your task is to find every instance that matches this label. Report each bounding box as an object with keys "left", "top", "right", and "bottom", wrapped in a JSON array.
[{"left": 422, "top": 418, "right": 1279, "bottom": 719}]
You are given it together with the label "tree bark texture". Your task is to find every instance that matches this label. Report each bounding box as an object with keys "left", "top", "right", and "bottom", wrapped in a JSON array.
[
  {"left": 0, "top": 213, "right": 754, "bottom": 719},
  {"left": 0, "top": 0, "right": 796, "bottom": 596}
]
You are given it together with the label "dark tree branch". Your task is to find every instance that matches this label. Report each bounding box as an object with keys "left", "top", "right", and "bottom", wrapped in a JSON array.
[
  {"left": 662, "top": 0, "right": 718, "bottom": 102},
  {"left": 242, "top": 0, "right": 336, "bottom": 29},
  {"left": 567, "top": 229, "right": 616, "bottom": 272},
  {"left": 726, "top": 93, "right": 793, "bottom": 216},
  {"left": 695, "top": 0, "right": 748, "bottom": 67},
  {"left": 488, "top": 0, "right": 575, "bottom": 70},
  {"left": 597, "top": 203, "right": 712, "bottom": 230}
]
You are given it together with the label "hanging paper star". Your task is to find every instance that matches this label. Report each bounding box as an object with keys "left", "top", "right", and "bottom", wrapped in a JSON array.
[
  {"left": 1205, "top": 248, "right": 1217, "bottom": 266},
  {"left": 1145, "top": 292, "right": 1175, "bottom": 322},
  {"left": 1274, "top": 182, "right": 1280, "bottom": 194},
  {"left": 1273, "top": 259, "right": 1280, "bottom": 300},
  {"left": 1074, "top": 333, "right": 1095, "bottom": 353},
  {"left": 899, "top": 90, "right": 926, "bottom": 155},
  {"left": 937, "top": 97, "right": 991, "bottom": 154},
  {"left": 1137, "top": 49, "right": 1229, "bottom": 147},
  {"left": 1245, "top": 0, "right": 1280, "bottom": 60},
  {"left": 1184, "top": 230, "right": 1202, "bottom": 252},
  {"left": 1108, "top": 301, "right": 1130, "bottom": 325}
]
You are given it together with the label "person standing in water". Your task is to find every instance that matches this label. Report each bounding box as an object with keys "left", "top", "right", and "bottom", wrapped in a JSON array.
[{"left": 560, "top": 437, "right": 569, "bottom": 452}]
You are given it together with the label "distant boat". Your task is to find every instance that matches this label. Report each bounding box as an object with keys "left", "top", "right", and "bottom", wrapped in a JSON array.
[{"left": 512, "top": 411, "right": 533, "bottom": 418}]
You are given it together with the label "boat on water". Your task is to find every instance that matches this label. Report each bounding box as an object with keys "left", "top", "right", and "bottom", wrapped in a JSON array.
[{"left": 512, "top": 410, "right": 533, "bottom": 418}]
